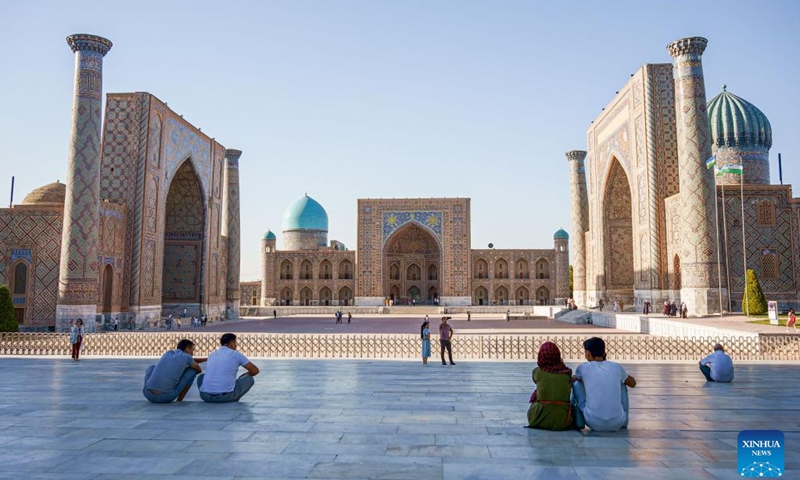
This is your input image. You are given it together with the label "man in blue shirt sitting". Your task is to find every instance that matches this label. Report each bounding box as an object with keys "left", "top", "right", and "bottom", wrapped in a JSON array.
[
  {"left": 143, "top": 339, "right": 206, "bottom": 403},
  {"left": 699, "top": 343, "right": 734, "bottom": 382},
  {"left": 198, "top": 333, "right": 260, "bottom": 403}
]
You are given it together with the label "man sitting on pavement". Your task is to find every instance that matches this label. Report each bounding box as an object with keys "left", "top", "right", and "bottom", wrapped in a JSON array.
[
  {"left": 699, "top": 343, "right": 734, "bottom": 383},
  {"left": 571, "top": 337, "right": 637, "bottom": 431},
  {"left": 197, "top": 333, "right": 260, "bottom": 403},
  {"left": 143, "top": 339, "right": 206, "bottom": 403}
]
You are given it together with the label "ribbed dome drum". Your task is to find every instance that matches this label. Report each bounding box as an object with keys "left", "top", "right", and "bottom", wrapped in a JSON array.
[{"left": 707, "top": 87, "right": 771, "bottom": 185}]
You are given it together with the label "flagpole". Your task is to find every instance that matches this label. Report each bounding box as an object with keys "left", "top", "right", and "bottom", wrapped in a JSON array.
[
  {"left": 740, "top": 169, "right": 749, "bottom": 317},
  {"left": 712, "top": 168, "right": 724, "bottom": 316},
  {"left": 721, "top": 183, "right": 733, "bottom": 313}
]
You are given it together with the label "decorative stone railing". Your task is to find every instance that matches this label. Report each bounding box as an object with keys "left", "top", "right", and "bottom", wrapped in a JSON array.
[{"left": 1, "top": 332, "right": 797, "bottom": 361}]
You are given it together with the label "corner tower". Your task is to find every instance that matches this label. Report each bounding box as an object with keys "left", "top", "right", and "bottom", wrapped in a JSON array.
[
  {"left": 566, "top": 150, "right": 588, "bottom": 306},
  {"left": 667, "top": 36, "right": 724, "bottom": 315},
  {"left": 56, "top": 34, "right": 112, "bottom": 332},
  {"left": 553, "top": 228, "right": 570, "bottom": 303},
  {"left": 223, "top": 148, "right": 242, "bottom": 319}
]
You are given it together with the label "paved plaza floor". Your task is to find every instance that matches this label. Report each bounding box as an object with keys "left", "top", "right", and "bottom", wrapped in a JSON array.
[{"left": 0, "top": 358, "right": 796, "bottom": 479}]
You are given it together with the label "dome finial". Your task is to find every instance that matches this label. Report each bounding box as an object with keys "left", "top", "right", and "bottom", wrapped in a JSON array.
[{"left": 722, "top": 84, "right": 727, "bottom": 92}]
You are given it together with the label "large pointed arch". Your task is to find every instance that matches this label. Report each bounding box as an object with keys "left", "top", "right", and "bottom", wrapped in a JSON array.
[
  {"left": 382, "top": 222, "right": 441, "bottom": 304},
  {"left": 602, "top": 157, "right": 634, "bottom": 302},
  {"left": 162, "top": 159, "right": 206, "bottom": 307}
]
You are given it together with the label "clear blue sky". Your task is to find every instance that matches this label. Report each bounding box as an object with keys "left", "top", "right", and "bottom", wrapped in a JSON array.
[{"left": 1, "top": 0, "right": 798, "bottom": 281}]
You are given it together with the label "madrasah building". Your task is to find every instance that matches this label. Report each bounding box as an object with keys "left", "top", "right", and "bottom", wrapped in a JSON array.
[
  {"left": 0, "top": 34, "right": 242, "bottom": 331},
  {"left": 240, "top": 196, "right": 569, "bottom": 308},
  {"left": 567, "top": 36, "right": 800, "bottom": 315}
]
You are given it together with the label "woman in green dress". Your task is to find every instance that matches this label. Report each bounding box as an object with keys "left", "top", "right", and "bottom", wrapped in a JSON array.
[{"left": 527, "top": 341, "right": 573, "bottom": 430}]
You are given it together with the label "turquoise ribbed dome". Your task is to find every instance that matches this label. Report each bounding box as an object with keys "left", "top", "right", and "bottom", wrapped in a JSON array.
[
  {"left": 553, "top": 228, "right": 569, "bottom": 240},
  {"left": 262, "top": 230, "right": 276, "bottom": 240},
  {"left": 282, "top": 194, "right": 328, "bottom": 232},
  {"left": 707, "top": 86, "right": 772, "bottom": 149}
]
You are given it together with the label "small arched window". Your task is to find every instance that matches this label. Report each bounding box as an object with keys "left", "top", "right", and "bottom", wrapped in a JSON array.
[
  {"left": 761, "top": 252, "right": 778, "bottom": 280},
  {"left": 12, "top": 262, "right": 28, "bottom": 295},
  {"left": 757, "top": 201, "right": 776, "bottom": 227}
]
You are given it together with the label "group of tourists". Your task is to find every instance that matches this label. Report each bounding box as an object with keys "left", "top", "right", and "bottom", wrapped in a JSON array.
[
  {"left": 524, "top": 338, "right": 734, "bottom": 431},
  {"left": 663, "top": 300, "right": 687, "bottom": 318},
  {"left": 334, "top": 311, "right": 352, "bottom": 324},
  {"left": 143, "top": 333, "right": 260, "bottom": 403}
]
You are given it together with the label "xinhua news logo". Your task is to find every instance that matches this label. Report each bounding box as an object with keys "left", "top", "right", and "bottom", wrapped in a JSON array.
[{"left": 738, "top": 430, "right": 784, "bottom": 477}]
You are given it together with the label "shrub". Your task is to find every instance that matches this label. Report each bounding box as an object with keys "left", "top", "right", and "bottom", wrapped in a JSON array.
[
  {"left": 742, "top": 269, "right": 767, "bottom": 315},
  {"left": 0, "top": 285, "right": 18, "bottom": 332}
]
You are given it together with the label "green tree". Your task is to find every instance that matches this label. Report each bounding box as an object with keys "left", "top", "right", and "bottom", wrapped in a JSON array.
[
  {"left": 0, "top": 285, "right": 18, "bottom": 333},
  {"left": 568, "top": 265, "right": 574, "bottom": 298},
  {"left": 742, "top": 269, "right": 767, "bottom": 316}
]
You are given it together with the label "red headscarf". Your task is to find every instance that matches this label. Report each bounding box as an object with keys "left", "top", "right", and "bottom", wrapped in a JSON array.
[{"left": 537, "top": 341, "right": 571, "bottom": 375}]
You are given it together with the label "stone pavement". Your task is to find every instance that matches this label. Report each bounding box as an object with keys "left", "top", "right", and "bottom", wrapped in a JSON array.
[{"left": 0, "top": 358, "right": 796, "bottom": 479}]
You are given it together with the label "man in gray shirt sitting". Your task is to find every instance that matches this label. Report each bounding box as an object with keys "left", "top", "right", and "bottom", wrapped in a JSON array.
[
  {"left": 198, "top": 333, "right": 260, "bottom": 403},
  {"left": 143, "top": 339, "right": 206, "bottom": 403}
]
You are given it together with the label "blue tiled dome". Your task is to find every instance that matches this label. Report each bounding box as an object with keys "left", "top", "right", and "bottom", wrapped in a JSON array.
[
  {"left": 262, "top": 229, "right": 276, "bottom": 240},
  {"left": 553, "top": 228, "right": 569, "bottom": 240},
  {"left": 708, "top": 86, "right": 772, "bottom": 149},
  {"left": 282, "top": 194, "right": 329, "bottom": 232}
]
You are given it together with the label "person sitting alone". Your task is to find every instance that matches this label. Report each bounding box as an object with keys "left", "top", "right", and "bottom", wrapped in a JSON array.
[
  {"left": 527, "top": 341, "right": 573, "bottom": 431},
  {"left": 698, "top": 343, "right": 734, "bottom": 382},
  {"left": 143, "top": 339, "right": 206, "bottom": 403},
  {"left": 571, "top": 337, "right": 636, "bottom": 431},
  {"left": 197, "top": 333, "right": 260, "bottom": 403}
]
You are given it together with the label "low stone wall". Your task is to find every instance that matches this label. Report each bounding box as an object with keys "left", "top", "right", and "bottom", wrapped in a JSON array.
[
  {"left": 240, "top": 305, "right": 562, "bottom": 318},
  {"left": 1, "top": 332, "right": 797, "bottom": 361},
  {"left": 590, "top": 313, "right": 761, "bottom": 339}
]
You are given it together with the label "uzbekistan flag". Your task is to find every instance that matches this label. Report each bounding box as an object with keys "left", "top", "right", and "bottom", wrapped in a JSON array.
[
  {"left": 705, "top": 156, "right": 716, "bottom": 169},
  {"left": 718, "top": 164, "right": 744, "bottom": 175}
]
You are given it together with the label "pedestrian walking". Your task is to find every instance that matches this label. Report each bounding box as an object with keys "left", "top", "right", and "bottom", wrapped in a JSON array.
[
  {"left": 613, "top": 301, "right": 619, "bottom": 313},
  {"left": 787, "top": 308, "right": 797, "bottom": 332},
  {"left": 113, "top": 317, "right": 118, "bottom": 331},
  {"left": 347, "top": 312, "right": 352, "bottom": 324},
  {"left": 70, "top": 319, "right": 84, "bottom": 361}
]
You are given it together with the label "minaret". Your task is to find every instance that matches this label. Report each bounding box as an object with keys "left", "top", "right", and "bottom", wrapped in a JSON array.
[
  {"left": 566, "top": 150, "right": 588, "bottom": 306},
  {"left": 261, "top": 231, "right": 277, "bottom": 306},
  {"left": 667, "top": 36, "right": 724, "bottom": 315},
  {"left": 223, "top": 149, "right": 242, "bottom": 319},
  {"left": 553, "top": 229, "right": 570, "bottom": 303},
  {"left": 56, "top": 34, "right": 112, "bottom": 332}
]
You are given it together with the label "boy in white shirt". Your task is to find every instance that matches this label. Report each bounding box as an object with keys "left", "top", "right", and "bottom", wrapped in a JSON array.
[
  {"left": 197, "top": 333, "right": 260, "bottom": 403},
  {"left": 571, "top": 337, "right": 636, "bottom": 431}
]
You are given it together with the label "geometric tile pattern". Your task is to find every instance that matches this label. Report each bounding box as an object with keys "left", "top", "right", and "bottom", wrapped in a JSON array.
[
  {"left": 566, "top": 150, "right": 588, "bottom": 300},
  {"left": 224, "top": 149, "right": 242, "bottom": 309},
  {"left": 0, "top": 209, "right": 63, "bottom": 327},
  {"left": 58, "top": 37, "right": 111, "bottom": 306},
  {"left": 358, "top": 199, "right": 473, "bottom": 300},
  {"left": 667, "top": 37, "right": 719, "bottom": 299}
]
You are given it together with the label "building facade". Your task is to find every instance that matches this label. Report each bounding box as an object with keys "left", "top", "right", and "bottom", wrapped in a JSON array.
[
  {"left": 569, "top": 35, "right": 800, "bottom": 314},
  {"left": 248, "top": 196, "right": 568, "bottom": 307},
  {"left": 0, "top": 34, "right": 241, "bottom": 331}
]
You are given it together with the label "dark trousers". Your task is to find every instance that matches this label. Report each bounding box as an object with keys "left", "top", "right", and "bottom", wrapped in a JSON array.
[
  {"left": 71, "top": 338, "right": 82, "bottom": 360},
  {"left": 700, "top": 364, "right": 714, "bottom": 382},
  {"left": 440, "top": 340, "right": 454, "bottom": 364}
]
